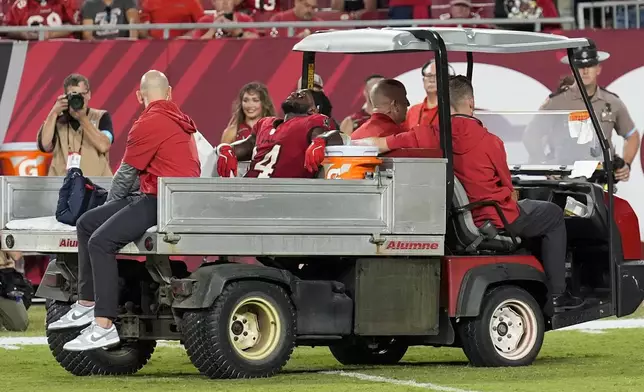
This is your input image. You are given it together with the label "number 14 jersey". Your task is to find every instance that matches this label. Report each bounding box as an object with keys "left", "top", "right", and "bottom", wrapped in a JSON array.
[{"left": 245, "top": 114, "right": 331, "bottom": 178}]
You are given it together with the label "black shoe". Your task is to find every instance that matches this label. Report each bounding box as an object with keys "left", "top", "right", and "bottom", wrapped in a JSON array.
[{"left": 552, "top": 292, "right": 585, "bottom": 312}]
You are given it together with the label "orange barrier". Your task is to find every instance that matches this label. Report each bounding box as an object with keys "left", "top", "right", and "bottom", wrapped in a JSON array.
[
  {"left": 0, "top": 142, "right": 52, "bottom": 176},
  {"left": 322, "top": 146, "right": 382, "bottom": 180}
]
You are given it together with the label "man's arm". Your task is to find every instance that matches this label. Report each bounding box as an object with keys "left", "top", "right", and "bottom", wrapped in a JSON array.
[
  {"left": 81, "top": 18, "right": 94, "bottom": 40},
  {"left": 77, "top": 112, "right": 112, "bottom": 153},
  {"left": 339, "top": 116, "right": 355, "bottom": 136},
  {"left": 490, "top": 137, "right": 514, "bottom": 191},
  {"left": 230, "top": 133, "right": 256, "bottom": 161},
  {"left": 126, "top": 4, "right": 140, "bottom": 39},
  {"left": 106, "top": 162, "right": 140, "bottom": 203},
  {"left": 330, "top": 0, "right": 345, "bottom": 11},
  {"left": 309, "top": 127, "right": 345, "bottom": 146},
  {"left": 350, "top": 136, "right": 390, "bottom": 152}
]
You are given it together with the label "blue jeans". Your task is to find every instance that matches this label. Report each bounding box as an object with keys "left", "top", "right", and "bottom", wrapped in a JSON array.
[{"left": 388, "top": 6, "right": 432, "bottom": 20}]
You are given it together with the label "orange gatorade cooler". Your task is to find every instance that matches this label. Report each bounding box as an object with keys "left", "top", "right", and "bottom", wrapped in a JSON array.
[
  {"left": 0, "top": 142, "right": 53, "bottom": 176},
  {"left": 322, "top": 145, "right": 382, "bottom": 180}
]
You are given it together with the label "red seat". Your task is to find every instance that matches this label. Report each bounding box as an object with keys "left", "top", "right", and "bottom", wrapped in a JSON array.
[{"left": 359, "top": 9, "right": 388, "bottom": 19}]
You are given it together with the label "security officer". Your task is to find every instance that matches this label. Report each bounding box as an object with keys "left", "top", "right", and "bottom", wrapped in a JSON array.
[{"left": 538, "top": 40, "right": 640, "bottom": 181}]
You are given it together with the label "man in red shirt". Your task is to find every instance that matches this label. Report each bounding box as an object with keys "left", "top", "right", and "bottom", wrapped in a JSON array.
[
  {"left": 234, "top": 0, "right": 281, "bottom": 15},
  {"left": 339, "top": 74, "right": 385, "bottom": 137},
  {"left": 3, "top": 0, "right": 78, "bottom": 40},
  {"left": 438, "top": 0, "right": 490, "bottom": 28},
  {"left": 404, "top": 60, "right": 454, "bottom": 130},
  {"left": 447, "top": 75, "right": 583, "bottom": 312},
  {"left": 48, "top": 70, "right": 202, "bottom": 350},
  {"left": 217, "top": 89, "right": 344, "bottom": 178},
  {"left": 186, "top": 0, "right": 258, "bottom": 39},
  {"left": 268, "top": 0, "right": 321, "bottom": 38},
  {"left": 350, "top": 79, "right": 409, "bottom": 140},
  {"left": 139, "top": 0, "right": 204, "bottom": 39}
]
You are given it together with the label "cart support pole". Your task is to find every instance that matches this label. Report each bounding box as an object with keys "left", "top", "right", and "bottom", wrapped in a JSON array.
[
  {"left": 466, "top": 52, "right": 473, "bottom": 81},
  {"left": 568, "top": 47, "right": 617, "bottom": 314},
  {"left": 301, "top": 52, "right": 316, "bottom": 90}
]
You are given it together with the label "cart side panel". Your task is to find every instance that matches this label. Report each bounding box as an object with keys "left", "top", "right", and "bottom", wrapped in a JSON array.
[
  {"left": 157, "top": 177, "right": 393, "bottom": 234},
  {"left": 1, "top": 176, "right": 112, "bottom": 228},
  {"left": 382, "top": 158, "right": 447, "bottom": 235}
]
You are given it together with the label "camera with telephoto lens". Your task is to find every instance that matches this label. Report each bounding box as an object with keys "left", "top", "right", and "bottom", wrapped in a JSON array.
[{"left": 66, "top": 92, "right": 85, "bottom": 111}]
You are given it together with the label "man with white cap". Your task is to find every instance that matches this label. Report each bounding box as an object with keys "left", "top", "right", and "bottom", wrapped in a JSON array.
[
  {"left": 297, "top": 74, "right": 324, "bottom": 92},
  {"left": 439, "top": 0, "right": 487, "bottom": 28},
  {"left": 539, "top": 40, "right": 640, "bottom": 182}
]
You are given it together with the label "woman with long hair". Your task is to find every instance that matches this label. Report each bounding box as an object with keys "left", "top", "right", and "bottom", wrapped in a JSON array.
[{"left": 220, "top": 82, "right": 276, "bottom": 144}]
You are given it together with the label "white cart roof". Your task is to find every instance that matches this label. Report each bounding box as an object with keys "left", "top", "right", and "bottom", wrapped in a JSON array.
[{"left": 292, "top": 28, "right": 590, "bottom": 54}]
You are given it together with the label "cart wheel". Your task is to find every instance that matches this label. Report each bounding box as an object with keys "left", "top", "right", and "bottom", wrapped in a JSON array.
[
  {"left": 0, "top": 297, "right": 29, "bottom": 332},
  {"left": 182, "top": 281, "right": 296, "bottom": 379},
  {"left": 458, "top": 285, "right": 544, "bottom": 367},
  {"left": 329, "top": 337, "right": 408, "bottom": 365},
  {"left": 46, "top": 301, "right": 156, "bottom": 376}
]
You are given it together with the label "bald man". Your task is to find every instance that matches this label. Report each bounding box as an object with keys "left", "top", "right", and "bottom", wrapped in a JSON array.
[
  {"left": 350, "top": 78, "right": 409, "bottom": 140},
  {"left": 50, "top": 70, "right": 202, "bottom": 351},
  {"left": 339, "top": 74, "right": 385, "bottom": 136}
]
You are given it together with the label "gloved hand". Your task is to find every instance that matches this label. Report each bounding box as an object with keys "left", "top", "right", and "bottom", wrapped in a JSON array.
[
  {"left": 305, "top": 137, "right": 327, "bottom": 173},
  {"left": 216, "top": 144, "right": 238, "bottom": 177}
]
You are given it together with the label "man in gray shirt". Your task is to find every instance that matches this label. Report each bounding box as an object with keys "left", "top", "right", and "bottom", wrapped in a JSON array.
[{"left": 82, "top": 0, "right": 139, "bottom": 40}]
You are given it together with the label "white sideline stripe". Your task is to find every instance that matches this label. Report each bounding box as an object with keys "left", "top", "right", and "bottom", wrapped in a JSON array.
[
  {"left": 0, "top": 337, "right": 181, "bottom": 349},
  {"left": 321, "top": 371, "right": 480, "bottom": 392}
]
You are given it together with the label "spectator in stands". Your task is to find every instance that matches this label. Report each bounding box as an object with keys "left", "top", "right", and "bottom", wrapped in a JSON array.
[
  {"left": 339, "top": 74, "right": 384, "bottom": 136},
  {"left": 404, "top": 60, "right": 454, "bottom": 130},
  {"left": 139, "top": 0, "right": 204, "bottom": 39},
  {"left": 494, "top": 0, "right": 560, "bottom": 32},
  {"left": 297, "top": 73, "right": 324, "bottom": 91},
  {"left": 269, "top": 0, "right": 321, "bottom": 37},
  {"left": 3, "top": 0, "right": 79, "bottom": 40},
  {"left": 233, "top": 0, "right": 280, "bottom": 15},
  {"left": 186, "top": 0, "right": 259, "bottom": 39},
  {"left": 439, "top": 0, "right": 489, "bottom": 28},
  {"left": 81, "top": 0, "right": 140, "bottom": 40},
  {"left": 37, "top": 74, "right": 114, "bottom": 176},
  {"left": 330, "top": 0, "right": 376, "bottom": 18},
  {"left": 388, "top": 0, "right": 431, "bottom": 21},
  {"left": 221, "top": 82, "right": 276, "bottom": 143}
]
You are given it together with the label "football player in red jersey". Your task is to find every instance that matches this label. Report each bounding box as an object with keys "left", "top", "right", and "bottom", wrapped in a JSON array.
[
  {"left": 3, "top": 0, "right": 79, "bottom": 40},
  {"left": 234, "top": 0, "right": 280, "bottom": 15},
  {"left": 216, "top": 89, "right": 344, "bottom": 179}
]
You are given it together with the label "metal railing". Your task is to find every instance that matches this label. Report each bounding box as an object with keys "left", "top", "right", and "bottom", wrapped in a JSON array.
[
  {"left": 0, "top": 17, "right": 574, "bottom": 41},
  {"left": 577, "top": 0, "right": 644, "bottom": 29}
]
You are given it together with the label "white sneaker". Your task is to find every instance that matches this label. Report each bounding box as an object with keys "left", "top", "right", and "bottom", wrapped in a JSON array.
[
  {"left": 47, "top": 302, "right": 95, "bottom": 331},
  {"left": 63, "top": 321, "right": 120, "bottom": 351}
]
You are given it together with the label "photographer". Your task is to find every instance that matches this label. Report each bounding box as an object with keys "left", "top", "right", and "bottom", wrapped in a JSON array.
[{"left": 37, "top": 74, "right": 114, "bottom": 177}]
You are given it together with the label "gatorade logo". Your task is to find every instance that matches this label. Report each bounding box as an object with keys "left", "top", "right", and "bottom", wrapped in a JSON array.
[
  {"left": 17, "top": 158, "right": 40, "bottom": 176},
  {"left": 325, "top": 164, "right": 352, "bottom": 179}
]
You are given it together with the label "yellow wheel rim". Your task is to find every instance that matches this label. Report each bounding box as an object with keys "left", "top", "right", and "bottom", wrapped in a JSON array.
[{"left": 228, "top": 296, "right": 281, "bottom": 361}]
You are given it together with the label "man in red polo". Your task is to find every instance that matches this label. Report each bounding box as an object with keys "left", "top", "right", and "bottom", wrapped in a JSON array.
[
  {"left": 350, "top": 79, "right": 409, "bottom": 140},
  {"left": 49, "top": 70, "right": 202, "bottom": 350},
  {"left": 447, "top": 75, "right": 583, "bottom": 312},
  {"left": 404, "top": 60, "right": 453, "bottom": 130},
  {"left": 139, "top": 0, "right": 204, "bottom": 39}
]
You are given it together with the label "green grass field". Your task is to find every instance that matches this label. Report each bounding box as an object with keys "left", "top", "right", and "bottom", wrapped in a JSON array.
[{"left": 2, "top": 306, "right": 644, "bottom": 392}]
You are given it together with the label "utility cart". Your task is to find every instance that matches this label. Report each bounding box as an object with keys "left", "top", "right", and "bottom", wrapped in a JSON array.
[{"left": 2, "top": 27, "right": 643, "bottom": 379}]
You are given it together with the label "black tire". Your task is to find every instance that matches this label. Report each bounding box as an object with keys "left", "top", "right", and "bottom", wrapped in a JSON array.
[
  {"left": 329, "top": 337, "right": 408, "bottom": 365},
  {"left": 46, "top": 301, "right": 156, "bottom": 376},
  {"left": 182, "top": 281, "right": 296, "bottom": 379},
  {"left": 458, "top": 285, "right": 545, "bottom": 367}
]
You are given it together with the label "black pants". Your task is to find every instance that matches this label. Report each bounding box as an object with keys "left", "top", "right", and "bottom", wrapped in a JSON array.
[
  {"left": 77, "top": 195, "right": 157, "bottom": 319},
  {"left": 507, "top": 199, "right": 567, "bottom": 294}
]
